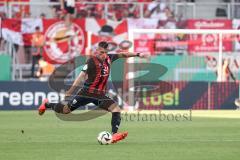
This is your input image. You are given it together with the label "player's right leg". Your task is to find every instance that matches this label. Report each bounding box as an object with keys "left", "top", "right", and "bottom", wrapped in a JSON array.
[{"left": 38, "top": 92, "right": 92, "bottom": 116}]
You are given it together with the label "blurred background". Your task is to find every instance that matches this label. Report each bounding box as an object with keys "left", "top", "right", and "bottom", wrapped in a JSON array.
[{"left": 0, "top": 0, "right": 240, "bottom": 110}]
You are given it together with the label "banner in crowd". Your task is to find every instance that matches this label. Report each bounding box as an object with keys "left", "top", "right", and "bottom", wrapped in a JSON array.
[
  {"left": 187, "top": 19, "right": 232, "bottom": 53},
  {"left": 1, "top": 18, "right": 88, "bottom": 64},
  {"left": 86, "top": 18, "right": 128, "bottom": 49},
  {"left": 128, "top": 19, "right": 158, "bottom": 54},
  {"left": 2, "top": 18, "right": 240, "bottom": 64},
  {"left": 2, "top": 19, "right": 24, "bottom": 45},
  {"left": 43, "top": 19, "right": 87, "bottom": 64},
  {"left": 128, "top": 18, "right": 181, "bottom": 54},
  {"left": 2, "top": 18, "right": 42, "bottom": 45},
  {"left": 0, "top": 81, "right": 238, "bottom": 110}
]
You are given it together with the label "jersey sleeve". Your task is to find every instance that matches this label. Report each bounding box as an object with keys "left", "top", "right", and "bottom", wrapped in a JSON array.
[
  {"left": 81, "top": 64, "right": 88, "bottom": 72},
  {"left": 81, "top": 58, "right": 95, "bottom": 73},
  {"left": 108, "top": 54, "right": 120, "bottom": 63}
]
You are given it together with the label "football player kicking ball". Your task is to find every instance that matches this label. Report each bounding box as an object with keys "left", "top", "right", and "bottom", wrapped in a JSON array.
[{"left": 38, "top": 41, "right": 148, "bottom": 144}]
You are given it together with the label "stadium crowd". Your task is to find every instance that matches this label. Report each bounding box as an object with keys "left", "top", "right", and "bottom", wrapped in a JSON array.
[
  {"left": 0, "top": 0, "right": 239, "bottom": 81},
  {"left": 0, "top": 0, "right": 191, "bottom": 20}
]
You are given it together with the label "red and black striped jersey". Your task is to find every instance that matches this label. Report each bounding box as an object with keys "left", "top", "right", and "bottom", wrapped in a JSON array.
[{"left": 81, "top": 54, "right": 119, "bottom": 95}]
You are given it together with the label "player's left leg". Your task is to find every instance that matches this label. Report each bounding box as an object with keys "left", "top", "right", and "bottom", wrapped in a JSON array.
[
  {"left": 98, "top": 97, "right": 128, "bottom": 143},
  {"left": 108, "top": 103, "right": 121, "bottom": 134},
  {"left": 108, "top": 103, "right": 128, "bottom": 143}
]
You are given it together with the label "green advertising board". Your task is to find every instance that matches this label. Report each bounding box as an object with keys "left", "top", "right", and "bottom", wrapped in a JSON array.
[
  {"left": 74, "top": 55, "right": 218, "bottom": 82},
  {"left": 0, "top": 55, "right": 11, "bottom": 81}
]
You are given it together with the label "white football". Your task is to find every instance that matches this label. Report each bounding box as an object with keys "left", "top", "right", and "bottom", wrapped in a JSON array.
[
  {"left": 235, "top": 99, "right": 240, "bottom": 107},
  {"left": 97, "top": 131, "right": 112, "bottom": 145}
]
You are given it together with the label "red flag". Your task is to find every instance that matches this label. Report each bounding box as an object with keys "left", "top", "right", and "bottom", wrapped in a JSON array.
[
  {"left": 2, "top": 18, "right": 43, "bottom": 46},
  {"left": 2, "top": 19, "right": 23, "bottom": 45}
]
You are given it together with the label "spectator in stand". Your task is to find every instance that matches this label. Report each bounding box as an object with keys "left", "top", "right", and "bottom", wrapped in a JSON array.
[
  {"left": 0, "top": 12, "right": 6, "bottom": 20},
  {"left": 75, "top": 1, "right": 88, "bottom": 18},
  {"left": 216, "top": 59, "right": 237, "bottom": 82},
  {"left": 127, "top": 3, "right": 140, "bottom": 18},
  {"left": 0, "top": 38, "right": 6, "bottom": 52},
  {"left": 144, "top": 1, "right": 169, "bottom": 20},
  {"left": 164, "top": 9, "right": 177, "bottom": 29},
  {"left": 36, "top": 59, "right": 55, "bottom": 81},
  {"left": 109, "top": 2, "right": 140, "bottom": 20},
  {"left": 84, "top": 0, "right": 104, "bottom": 18},
  {"left": 0, "top": 12, "right": 6, "bottom": 52},
  {"left": 137, "top": 0, "right": 152, "bottom": 2},
  {"left": 49, "top": 0, "right": 62, "bottom": 18},
  {"left": 31, "top": 26, "right": 45, "bottom": 78},
  {"left": 23, "top": 12, "right": 31, "bottom": 18},
  {"left": 108, "top": 2, "right": 130, "bottom": 21},
  {"left": 40, "top": 13, "right": 46, "bottom": 19},
  {"left": 60, "top": 0, "right": 75, "bottom": 27}
]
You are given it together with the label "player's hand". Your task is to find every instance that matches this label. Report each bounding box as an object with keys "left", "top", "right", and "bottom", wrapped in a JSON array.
[
  {"left": 138, "top": 52, "right": 151, "bottom": 59},
  {"left": 64, "top": 95, "right": 72, "bottom": 101},
  {"left": 64, "top": 92, "right": 73, "bottom": 101}
]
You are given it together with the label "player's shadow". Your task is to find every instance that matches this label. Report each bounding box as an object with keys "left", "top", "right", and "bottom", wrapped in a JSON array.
[
  {"left": 54, "top": 96, "right": 110, "bottom": 121},
  {"left": 55, "top": 109, "right": 108, "bottom": 121}
]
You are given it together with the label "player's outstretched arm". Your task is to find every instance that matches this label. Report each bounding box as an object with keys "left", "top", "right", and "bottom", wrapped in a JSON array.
[
  {"left": 117, "top": 51, "right": 150, "bottom": 58},
  {"left": 65, "top": 71, "right": 87, "bottom": 97}
]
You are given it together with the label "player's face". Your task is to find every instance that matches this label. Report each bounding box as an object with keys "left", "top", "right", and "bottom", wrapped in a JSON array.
[{"left": 97, "top": 47, "right": 108, "bottom": 60}]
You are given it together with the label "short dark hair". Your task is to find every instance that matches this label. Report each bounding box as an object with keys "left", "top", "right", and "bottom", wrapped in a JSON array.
[
  {"left": 35, "top": 26, "right": 40, "bottom": 31},
  {"left": 98, "top": 41, "right": 108, "bottom": 49}
]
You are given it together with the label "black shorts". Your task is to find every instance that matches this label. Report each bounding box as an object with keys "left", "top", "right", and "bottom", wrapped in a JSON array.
[
  {"left": 68, "top": 90, "right": 116, "bottom": 111},
  {"left": 64, "top": 1, "right": 75, "bottom": 14}
]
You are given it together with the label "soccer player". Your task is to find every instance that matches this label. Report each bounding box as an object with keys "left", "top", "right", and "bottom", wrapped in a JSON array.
[{"left": 38, "top": 41, "right": 148, "bottom": 143}]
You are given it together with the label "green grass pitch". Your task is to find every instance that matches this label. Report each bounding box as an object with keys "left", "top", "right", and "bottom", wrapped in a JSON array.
[{"left": 0, "top": 110, "right": 240, "bottom": 160}]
